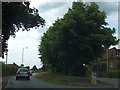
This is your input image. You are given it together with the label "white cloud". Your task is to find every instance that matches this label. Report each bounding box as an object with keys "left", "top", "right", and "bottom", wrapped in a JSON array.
[
  {"left": 8, "top": 34, "right": 41, "bottom": 68},
  {"left": 30, "top": 0, "right": 73, "bottom": 8},
  {"left": 83, "top": 0, "right": 119, "bottom": 2},
  {"left": 106, "top": 12, "right": 118, "bottom": 30},
  {"left": 38, "top": 1, "right": 72, "bottom": 27},
  {"left": 38, "top": 2, "right": 67, "bottom": 13}
]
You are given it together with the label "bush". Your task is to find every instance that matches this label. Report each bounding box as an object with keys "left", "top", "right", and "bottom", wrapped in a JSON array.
[
  {"left": 107, "top": 70, "right": 120, "bottom": 78},
  {"left": 90, "top": 62, "right": 107, "bottom": 77},
  {"left": 2, "top": 62, "right": 18, "bottom": 76},
  {"left": 91, "top": 62, "right": 107, "bottom": 71}
]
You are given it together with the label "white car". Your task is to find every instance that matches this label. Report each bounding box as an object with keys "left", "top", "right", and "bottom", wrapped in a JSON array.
[{"left": 16, "top": 68, "right": 30, "bottom": 80}]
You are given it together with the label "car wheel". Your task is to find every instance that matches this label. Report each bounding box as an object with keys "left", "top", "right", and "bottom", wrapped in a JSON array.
[
  {"left": 27, "top": 76, "right": 30, "bottom": 80},
  {"left": 16, "top": 77, "right": 18, "bottom": 80}
]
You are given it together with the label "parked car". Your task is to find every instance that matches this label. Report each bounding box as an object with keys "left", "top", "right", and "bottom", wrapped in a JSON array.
[{"left": 16, "top": 68, "right": 30, "bottom": 80}]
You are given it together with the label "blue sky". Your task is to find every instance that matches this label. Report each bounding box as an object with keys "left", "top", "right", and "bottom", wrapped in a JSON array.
[{"left": 1, "top": 0, "right": 119, "bottom": 68}]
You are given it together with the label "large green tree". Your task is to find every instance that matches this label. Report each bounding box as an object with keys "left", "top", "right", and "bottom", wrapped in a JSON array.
[
  {"left": 39, "top": 2, "right": 119, "bottom": 76},
  {"left": 2, "top": 2, "right": 45, "bottom": 58}
]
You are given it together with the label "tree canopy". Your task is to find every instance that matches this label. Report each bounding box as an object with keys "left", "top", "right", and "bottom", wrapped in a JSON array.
[
  {"left": 31, "top": 65, "right": 38, "bottom": 70},
  {"left": 38, "top": 2, "right": 119, "bottom": 76},
  {"left": 2, "top": 2, "right": 45, "bottom": 58}
]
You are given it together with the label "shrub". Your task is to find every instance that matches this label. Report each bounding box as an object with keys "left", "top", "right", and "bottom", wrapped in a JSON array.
[
  {"left": 107, "top": 70, "right": 120, "bottom": 78},
  {"left": 2, "top": 62, "right": 18, "bottom": 76},
  {"left": 91, "top": 62, "right": 107, "bottom": 71}
]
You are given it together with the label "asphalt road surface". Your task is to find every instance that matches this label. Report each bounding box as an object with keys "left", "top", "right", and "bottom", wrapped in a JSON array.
[
  {"left": 4, "top": 73, "right": 118, "bottom": 88},
  {"left": 97, "top": 78, "right": 119, "bottom": 88},
  {"left": 4, "top": 73, "right": 81, "bottom": 88}
]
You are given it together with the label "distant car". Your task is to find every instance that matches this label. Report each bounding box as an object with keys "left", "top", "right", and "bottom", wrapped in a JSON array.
[{"left": 16, "top": 68, "right": 30, "bottom": 80}]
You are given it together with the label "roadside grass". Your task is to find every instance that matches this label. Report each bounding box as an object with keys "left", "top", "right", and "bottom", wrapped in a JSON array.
[
  {"left": 35, "top": 72, "right": 93, "bottom": 87},
  {"left": 35, "top": 72, "right": 115, "bottom": 87}
]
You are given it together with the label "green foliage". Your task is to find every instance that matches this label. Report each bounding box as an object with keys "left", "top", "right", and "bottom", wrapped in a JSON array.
[
  {"left": 107, "top": 70, "right": 120, "bottom": 78},
  {"left": 85, "top": 66, "right": 92, "bottom": 77},
  {"left": 25, "top": 66, "right": 30, "bottom": 70},
  {"left": 38, "top": 2, "right": 119, "bottom": 76},
  {"left": 2, "top": 62, "right": 19, "bottom": 76},
  {"left": 91, "top": 62, "right": 107, "bottom": 71},
  {"left": 2, "top": 2, "right": 45, "bottom": 58},
  {"left": 91, "top": 63, "right": 97, "bottom": 71},
  {"left": 31, "top": 65, "right": 38, "bottom": 70},
  {"left": 31, "top": 65, "right": 39, "bottom": 72}
]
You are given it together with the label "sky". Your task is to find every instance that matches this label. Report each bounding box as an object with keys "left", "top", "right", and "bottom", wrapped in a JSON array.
[{"left": 2, "top": 0, "right": 120, "bottom": 69}]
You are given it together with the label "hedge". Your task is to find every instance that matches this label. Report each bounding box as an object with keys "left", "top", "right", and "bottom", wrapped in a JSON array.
[
  {"left": 107, "top": 70, "right": 120, "bottom": 78},
  {"left": 2, "top": 62, "right": 18, "bottom": 76},
  {"left": 91, "top": 62, "right": 107, "bottom": 71}
]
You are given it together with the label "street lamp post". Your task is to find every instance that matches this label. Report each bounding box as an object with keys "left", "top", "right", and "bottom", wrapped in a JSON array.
[
  {"left": 107, "top": 49, "right": 109, "bottom": 72},
  {"left": 5, "top": 49, "right": 8, "bottom": 64},
  {"left": 22, "top": 48, "right": 24, "bottom": 64},
  {"left": 21, "top": 47, "right": 28, "bottom": 65}
]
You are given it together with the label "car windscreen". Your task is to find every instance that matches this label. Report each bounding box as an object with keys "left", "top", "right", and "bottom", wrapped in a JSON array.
[{"left": 18, "top": 69, "right": 28, "bottom": 72}]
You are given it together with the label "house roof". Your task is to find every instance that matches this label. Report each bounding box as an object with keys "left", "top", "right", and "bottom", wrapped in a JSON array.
[{"left": 100, "top": 47, "right": 120, "bottom": 61}]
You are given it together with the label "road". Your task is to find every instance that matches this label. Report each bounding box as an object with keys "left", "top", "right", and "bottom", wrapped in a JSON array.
[
  {"left": 0, "top": 77, "right": 2, "bottom": 90},
  {"left": 4, "top": 73, "right": 118, "bottom": 88},
  {"left": 4, "top": 73, "right": 81, "bottom": 88},
  {"left": 97, "top": 78, "right": 119, "bottom": 88}
]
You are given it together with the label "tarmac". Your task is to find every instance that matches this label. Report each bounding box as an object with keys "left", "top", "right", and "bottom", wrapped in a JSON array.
[
  {"left": 1, "top": 76, "right": 120, "bottom": 88},
  {"left": 97, "top": 77, "right": 119, "bottom": 88}
]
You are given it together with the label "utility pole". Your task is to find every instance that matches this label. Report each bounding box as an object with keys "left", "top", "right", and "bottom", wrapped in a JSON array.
[
  {"left": 22, "top": 48, "right": 24, "bottom": 64},
  {"left": 106, "top": 49, "right": 109, "bottom": 72},
  {"left": 5, "top": 49, "right": 8, "bottom": 64},
  {"left": 5, "top": 41, "right": 8, "bottom": 64},
  {"left": 21, "top": 47, "right": 28, "bottom": 65},
  {"left": 77, "top": 0, "right": 82, "bottom": 2}
]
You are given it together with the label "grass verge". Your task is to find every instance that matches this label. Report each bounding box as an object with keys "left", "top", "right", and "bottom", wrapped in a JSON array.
[{"left": 35, "top": 72, "right": 96, "bottom": 87}]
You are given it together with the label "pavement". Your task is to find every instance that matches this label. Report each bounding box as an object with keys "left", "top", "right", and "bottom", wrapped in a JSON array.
[
  {"left": 97, "top": 77, "right": 119, "bottom": 88},
  {"left": 2, "top": 76, "right": 11, "bottom": 88},
  {"left": 0, "top": 77, "right": 2, "bottom": 90}
]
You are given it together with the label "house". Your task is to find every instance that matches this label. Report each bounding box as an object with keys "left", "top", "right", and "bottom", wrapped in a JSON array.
[{"left": 100, "top": 47, "right": 120, "bottom": 70}]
